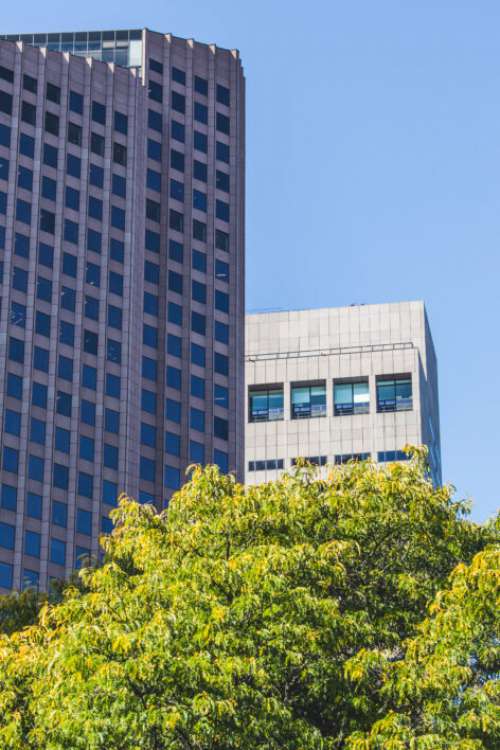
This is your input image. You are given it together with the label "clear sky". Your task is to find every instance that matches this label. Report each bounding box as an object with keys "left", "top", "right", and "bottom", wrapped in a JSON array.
[{"left": 3, "top": 1, "right": 499, "bottom": 521}]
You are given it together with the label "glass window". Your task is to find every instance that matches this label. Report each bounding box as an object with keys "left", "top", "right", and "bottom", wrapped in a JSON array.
[
  {"left": 41, "top": 177, "right": 57, "bottom": 202},
  {"left": 105, "top": 409, "right": 120, "bottom": 434},
  {"left": 194, "top": 75, "right": 208, "bottom": 96},
  {"left": 140, "top": 456, "right": 156, "bottom": 482},
  {"left": 141, "top": 423, "right": 156, "bottom": 448},
  {"left": 32, "top": 382, "right": 48, "bottom": 409},
  {"left": 1, "top": 483, "right": 17, "bottom": 511},
  {"left": 171, "top": 120, "right": 185, "bottom": 143},
  {"left": 28, "top": 455, "right": 44, "bottom": 482},
  {"left": 52, "top": 500, "right": 68, "bottom": 527},
  {"left": 50, "top": 538, "right": 66, "bottom": 566},
  {"left": 147, "top": 169, "right": 161, "bottom": 192},
  {"left": 166, "top": 399, "right": 181, "bottom": 424},
  {"left": 215, "top": 384, "right": 229, "bottom": 409},
  {"left": 80, "top": 399, "right": 96, "bottom": 425},
  {"left": 216, "top": 141, "right": 230, "bottom": 164},
  {"left": 106, "top": 373, "right": 121, "bottom": 399},
  {"left": 92, "top": 100, "right": 106, "bottom": 125},
  {"left": 168, "top": 302, "right": 182, "bottom": 326},
  {"left": 27, "top": 492, "right": 42, "bottom": 519},
  {"left": 215, "top": 259, "right": 229, "bottom": 281},
  {"left": 68, "top": 121, "right": 82, "bottom": 146},
  {"left": 0, "top": 561, "right": 13, "bottom": 589},
  {"left": 216, "top": 112, "right": 230, "bottom": 135},
  {"left": 4, "top": 409, "right": 21, "bottom": 436},
  {"left": 148, "top": 109, "right": 162, "bottom": 132},
  {"left": 214, "top": 416, "right": 228, "bottom": 441},
  {"left": 167, "top": 366, "right": 182, "bottom": 390},
  {"left": 69, "top": 90, "right": 83, "bottom": 114},
  {"left": 141, "top": 389, "right": 156, "bottom": 414},
  {"left": 107, "top": 304, "right": 123, "bottom": 331},
  {"left": 190, "top": 440, "right": 204, "bottom": 464},
  {"left": 90, "top": 163, "right": 104, "bottom": 188},
  {"left": 52, "top": 464, "right": 69, "bottom": 490},
  {"left": 107, "top": 339, "right": 122, "bottom": 364},
  {"left": 103, "top": 480, "right": 118, "bottom": 507},
  {"left": 191, "top": 343, "right": 205, "bottom": 368},
  {"left": 2, "top": 446, "right": 19, "bottom": 474},
  {"left": 144, "top": 261, "right": 160, "bottom": 285},
  {"left": 82, "top": 365, "right": 97, "bottom": 390},
  {"left": 36, "top": 276, "right": 52, "bottom": 302},
  {"left": 249, "top": 387, "right": 284, "bottom": 422},
  {"left": 25, "top": 530, "right": 41, "bottom": 557},
  {"left": 59, "top": 320, "right": 75, "bottom": 346},
  {"left": 215, "top": 290, "right": 229, "bottom": 314},
  {"left": 214, "top": 450, "right": 229, "bottom": 474},
  {"left": 165, "top": 432, "right": 180, "bottom": 456},
  {"left": 190, "top": 407, "right": 205, "bottom": 433},
  {"left": 169, "top": 240, "right": 183, "bottom": 263},
  {"left": 194, "top": 131, "right": 208, "bottom": 153},
  {"left": 103, "top": 443, "right": 119, "bottom": 469},
  {"left": 33, "top": 346, "right": 49, "bottom": 372},
  {"left": 192, "top": 249, "right": 207, "bottom": 272},
  {"left": 149, "top": 80, "right": 163, "bottom": 102},
  {"left": 214, "top": 352, "right": 228, "bottom": 376},
  {"left": 0, "top": 522, "right": 15, "bottom": 550},
  {"left": 79, "top": 435, "right": 95, "bottom": 462},
  {"left": 164, "top": 465, "right": 181, "bottom": 490},
  {"left": 76, "top": 508, "right": 92, "bottom": 535},
  {"left": 30, "top": 417, "right": 46, "bottom": 445},
  {"left": 87, "top": 228, "right": 102, "bottom": 253},
  {"left": 55, "top": 427, "right": 70, "bottom": 454},
  {"left": 376, "top": 375, "right": 413, "bottom": 413},
  {"left": 334, "top": 380, "right": 370, "bottom": 416},
  {"left": 46, "top": 82, "right": 61, "bottom": 104},
  {"left": 291, "top": 383, "right": 327, "bottom": 420},
  {"left": 377, "top": 450, "right": 409, "bottom": 463},
  {"left": 215, "top": 320, "right": 229, "bottom": 345},
  {"left": 78, "top": 472, "right": 93, "bottom": 498},
  {"left": 9, "top": 336, "right": 25, "bottom": 364},
  {"left": 142, "top": 356, "right": 157, "bottom": 381},
  {"left": 7, "top": 373, "right": 23, "bottom": 400},
  {"left": 147, "top": 138, "right": 162, "bottom": 161}
]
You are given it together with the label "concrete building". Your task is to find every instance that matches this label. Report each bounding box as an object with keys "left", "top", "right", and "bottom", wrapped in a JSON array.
[
  {"left": 0, "top": 28, "right": 245, "bottom": 591},
  {"left": 246, "top": 302, "right": 441, "bottom": 486}
]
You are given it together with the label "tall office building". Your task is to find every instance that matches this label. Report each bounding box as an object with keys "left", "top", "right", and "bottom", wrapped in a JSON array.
[
  {"left": 0, "top": 29, "right": 245, "bottom": 591},
  {"left": 246, "top": 302, "right": 441, "bottom": 485}
]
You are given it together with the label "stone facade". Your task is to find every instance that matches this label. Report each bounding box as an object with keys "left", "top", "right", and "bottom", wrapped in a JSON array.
[{"left": 0, "top": 29, "right": 245, "bottom": 591}]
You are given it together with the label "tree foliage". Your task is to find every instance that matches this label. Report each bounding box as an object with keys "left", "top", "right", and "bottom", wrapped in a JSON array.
[{"left": 0, "top": 454, "right": 497, "bottom": 749}]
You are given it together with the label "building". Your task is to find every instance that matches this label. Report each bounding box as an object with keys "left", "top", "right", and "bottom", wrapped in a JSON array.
[
  {"left": 246, "top": 302, "right": 441, "bottom": 485},
  {"left": 0, "top": 28, "right": 245, "bottom": 591}
]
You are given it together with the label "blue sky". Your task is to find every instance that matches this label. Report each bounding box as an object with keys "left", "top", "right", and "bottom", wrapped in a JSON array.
[{"left": 3, "top": 1, "right": 499, "bottom": 520}]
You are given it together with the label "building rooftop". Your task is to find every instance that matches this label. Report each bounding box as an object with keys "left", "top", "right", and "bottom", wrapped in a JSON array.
[{"left": 0, "top": 29, "right": 144, "bottom": 68}]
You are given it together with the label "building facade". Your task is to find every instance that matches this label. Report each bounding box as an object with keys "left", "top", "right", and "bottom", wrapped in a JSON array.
[
  {"left": 246, "top": 302, "right": 441, "bottom": 485},
  {"left": 0, "top": 28, "right": 245, "bottom": 591}
]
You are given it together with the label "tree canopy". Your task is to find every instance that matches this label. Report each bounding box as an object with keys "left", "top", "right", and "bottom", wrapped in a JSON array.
[{"left": 0, "top": 453, "right": 497, "bottom": 749}]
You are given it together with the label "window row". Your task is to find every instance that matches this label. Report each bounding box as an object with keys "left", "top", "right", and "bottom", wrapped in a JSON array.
[
  {"left": 248, "top": 450, "right": 409, "bottom": 472},
  {"left": 248, "top": 375, "right": 413, "bottom": 422},
  {"left": 148, "top": 59, "right": 230, "bottom": 105}
]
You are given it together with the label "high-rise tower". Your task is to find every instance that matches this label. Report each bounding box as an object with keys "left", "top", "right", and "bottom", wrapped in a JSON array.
[{"left": 0, "top": 29, "right": 245, "bottom": 591}]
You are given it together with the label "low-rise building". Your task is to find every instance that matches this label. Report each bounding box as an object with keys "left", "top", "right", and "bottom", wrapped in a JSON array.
[{"left": 245, "top": 301, "right": 441, "bottom": 485}]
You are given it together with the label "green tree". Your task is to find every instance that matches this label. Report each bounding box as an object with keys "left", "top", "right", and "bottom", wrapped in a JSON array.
[
  {"left": 346, "top": 544, "right": 499, "bottom": 749},
  {"left": 0, "top": 453, "right": 497, "bottom": 749}
]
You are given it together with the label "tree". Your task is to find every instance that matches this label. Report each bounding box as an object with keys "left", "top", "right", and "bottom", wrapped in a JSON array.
[
  {"left": 0, "top": 453, "right": 496, "bottom": 749},
  {"left": 346, "top": 545, "right": 499, "bottom": 749}
]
